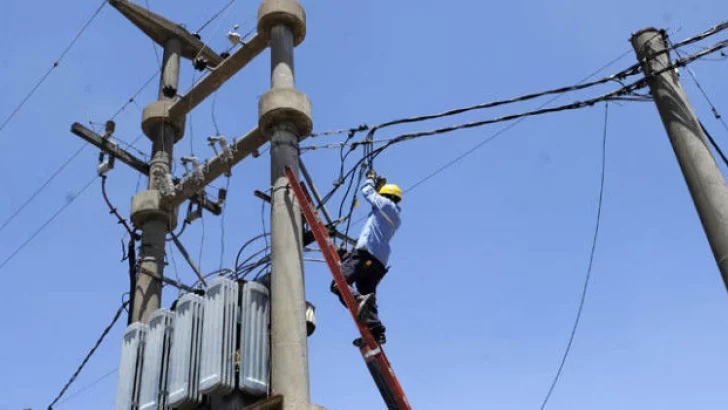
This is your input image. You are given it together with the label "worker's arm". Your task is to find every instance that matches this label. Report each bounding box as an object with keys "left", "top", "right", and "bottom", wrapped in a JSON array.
[{"left": 361, "top": 177, "right": 390, "bottom": 209}]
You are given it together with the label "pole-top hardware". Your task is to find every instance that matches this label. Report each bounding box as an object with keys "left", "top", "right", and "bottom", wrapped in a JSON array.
[
  {"left": 208, "top": 136, "right": 235, "bottom": 176},
  {"left": 109, "top": 0, "right": 224, "bottom": 68},
  {"left": 227, "top": 25, "right": 243, "bottom": 46},
  {"left": 103, "top": 120, "right": 116, "bottom": 139},
  {"left": 257, "top": 0, "right": 307, "bottom": 45},
  {"left": 97, "top": 152, "right": 116, "bottom": 176},
  {"left": 180, "top": 156, "right": 205, "bottom": 184},
  {"left": 184, "top": 199, "right": 203, "bottom": 224}
]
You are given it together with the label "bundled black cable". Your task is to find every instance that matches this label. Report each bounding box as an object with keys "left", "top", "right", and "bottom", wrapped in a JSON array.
[
  {"left": 46, "top": 299, "right": 130, "bottom": 410},
  {"left": 127, "top": 237, "right": 137, "bottom": 326}
]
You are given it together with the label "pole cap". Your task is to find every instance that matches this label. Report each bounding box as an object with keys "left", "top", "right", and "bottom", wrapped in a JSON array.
[{"left": 258, "top": 0, "right": 307, "bottom": 45}]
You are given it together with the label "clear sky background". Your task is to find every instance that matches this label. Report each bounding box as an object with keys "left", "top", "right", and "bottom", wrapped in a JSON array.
[{"left": 2, "top": 1, "right": 728, "bottom": 409}]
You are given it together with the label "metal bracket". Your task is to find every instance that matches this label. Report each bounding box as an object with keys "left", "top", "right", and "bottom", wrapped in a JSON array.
[
  {"left": 207, "top": 136, "right": 235, "bottom": 176},
  {"left": 97, "top": 151, "right": 117, "bottom": 176}
]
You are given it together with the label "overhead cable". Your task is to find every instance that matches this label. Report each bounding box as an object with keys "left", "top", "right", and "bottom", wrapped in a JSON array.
[
  {"left": 669, "top": 40, "right": 728, "bottom": 169},
  {"left": 363, "top": 39, "right": 728, "bottom": 165},
  {"left": 0, "top": 144, "right": 87, "bottom": 235},
  {"left": 701, "top": 122, "right": 728, "bottom": 169},
  {"left": 52, "top": 368, "right": 118, "bottom": 409},
  {"left": 539, "top": 103, "right": 609, "bottom": 409},
  {"left": 309, "top": 22, "right": 727, "bottom": 142},
  {"left": 45, "top": 299, "right": 129, "bottom": 410},
  {"left": 0, "top": 0, "right": 108, "bottom": 135},
  {"left": 101, "top": 175, "right": 136, "bottom": 237},
  {"left": 318, "top": 38, "right": 728, "bottom": 211},
  {"left": 195, "top": 0, "right": 239, "bottom": 34},
  {"left": 0, "top": 176, "right": 98, "bottom": 274},
  {"left": 110, "top": 71, "right": 159, "bottom": 121},
  {"left": 234, "top": 234, "right": 270, "bottom": 272},
  {"left": 668, "top": 19, "right": 728, "bottom": 52}
]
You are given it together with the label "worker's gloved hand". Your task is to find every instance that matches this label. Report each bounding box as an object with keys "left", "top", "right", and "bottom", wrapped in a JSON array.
[
  {"left": 375, "top": 176, "right": 387, "bottom": 192},
  {"left": 366, "top": 169, "right": 377, "bottom": 180}
]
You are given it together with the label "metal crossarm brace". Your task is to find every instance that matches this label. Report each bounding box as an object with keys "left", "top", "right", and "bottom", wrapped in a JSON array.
[{"left": 284, "top": 166, "right": 411, "bottom": 410}]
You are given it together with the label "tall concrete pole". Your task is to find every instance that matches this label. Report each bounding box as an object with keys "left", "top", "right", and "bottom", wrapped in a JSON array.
[
  {"left": 632, "top": 28, "right": 728, "bottom": 291},
  {"left": 269, "top": 24, "right": 309, "bottom": 406},
  {"left": 131, "top": 38, "right": 185, "bottom": 322},
  {"left": 257, "top": 1, "right": 313, "bottom": 408}
]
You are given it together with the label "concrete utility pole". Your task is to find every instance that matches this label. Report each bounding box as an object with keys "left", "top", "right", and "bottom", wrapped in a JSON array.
[
  {"left": 257, "top": 0, "right": 314, "bottom": 408},
  {"left": 632, "top": 28, "right": 728, "bottom": 291},
  {"left": 130, "top": 38, "right": 184, "bottom": 323},
  {"left": 80, "top": 1, "right": 329, "bottom": 408}
]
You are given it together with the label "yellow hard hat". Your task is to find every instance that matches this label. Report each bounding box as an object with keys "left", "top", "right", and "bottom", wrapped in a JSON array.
[{"left": 378, "top": 184, "right": 403, "bottom": 202}]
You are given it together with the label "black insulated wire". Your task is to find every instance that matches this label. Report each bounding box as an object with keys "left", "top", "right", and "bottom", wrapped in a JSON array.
[{"left": 539, "top": 103, "right": 610, "bottom": 409}]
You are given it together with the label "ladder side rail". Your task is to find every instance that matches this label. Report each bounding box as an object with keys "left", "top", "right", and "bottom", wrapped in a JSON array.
[
  {"left": 284, "top": 167, "right": 380, "bottom": 349},
  {"left": 284, "top": 167, "right": 412, "bottom": 410}
]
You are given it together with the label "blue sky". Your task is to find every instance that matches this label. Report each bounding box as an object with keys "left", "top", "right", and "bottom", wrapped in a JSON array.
[{"left": 2, "top": 0, "right": 728, "bottom": 409}]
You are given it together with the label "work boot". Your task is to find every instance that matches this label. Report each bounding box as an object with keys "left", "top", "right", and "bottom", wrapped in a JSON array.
[{"left": 356, "top": 294, "right": 375, "bottom": 323}]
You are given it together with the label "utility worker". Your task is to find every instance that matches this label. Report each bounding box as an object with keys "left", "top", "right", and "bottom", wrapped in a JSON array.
[{"left": 331, "top": 169, "right": 402, "bottom": 345}]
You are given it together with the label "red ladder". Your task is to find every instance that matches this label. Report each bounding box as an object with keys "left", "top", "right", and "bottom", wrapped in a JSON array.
[{"left": 285, "top": 166, "right": 412, "bottom": 410}]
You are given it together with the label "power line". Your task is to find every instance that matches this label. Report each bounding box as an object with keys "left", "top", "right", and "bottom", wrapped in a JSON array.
[
  {"left": 310, "top": 23, "right": 726, "bottom": 143},
  {"left": 0, "top": 176, "right": 98, "bottom": 274},
  {"left": 358, "top": 39, "right": 727, "bottom": 178},
  {"left": 195, "top": 0, "right": 239, "bottom": 34},
  {"left": 0, "top": 132, "right": 144, "bottom": 240},
  {"left": 46, "top": 299, "right": 129, "bottom": 410},
  {"left": 317, "top": 36, "right": 728, "bottom": 223},
  {"left": 668, "top": 19, "right": 728, "bottom": 52},
  {"left": 366, "top": 64, "right": 640, "bottom": 137},
  {"left": 701, "top": 122, "right": 728, "bottom": 168},
  {"left": 53, "top": 368, "right": 118, "bottom": 408},
  {"left": 219, "top": 176, "right": 231, "bottom": 270},
  {"left": 0, "top": 0, "right": 108, "bottom": 135},
  {"left": 191, "top": 0, "right": 248, "bottom": 66},
  {"left": 539, "top": 103, "right": 609, "bottom": 410},
  {"left": 0, "top": 144, "right": 87, "bottom": 235},
  {"left": 346, "top": 48, "right": 635, "bottom": 229},
  {"left": 402, "top": 51, "right": 635, "bottom": 194},
  {"left": 668, "top": 39, "right": 728, "bottom": 169},
  {"left": 671, "top": 41, "right": 728, "bottom": 135},
  {"left": 110, "top": 71, "right": 159, "bottom": 121},
  {"left": 234, "top": 233, "right": 270, "bottom": 272},
  {"left": 142, "top": 0, "right": 162, "bottom": 67},
  {"left": 101, "top": 175, "right": 136, "bottom": 237}
]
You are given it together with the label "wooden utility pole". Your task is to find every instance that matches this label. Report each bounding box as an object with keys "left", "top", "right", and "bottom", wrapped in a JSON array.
[{"left": 632, "top": 28, "right": 728, "bottom": 291}]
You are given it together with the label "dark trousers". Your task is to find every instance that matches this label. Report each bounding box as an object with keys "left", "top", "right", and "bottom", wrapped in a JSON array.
[{"left": 330, "top": 249, "right": 388, "bottom": 336}]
